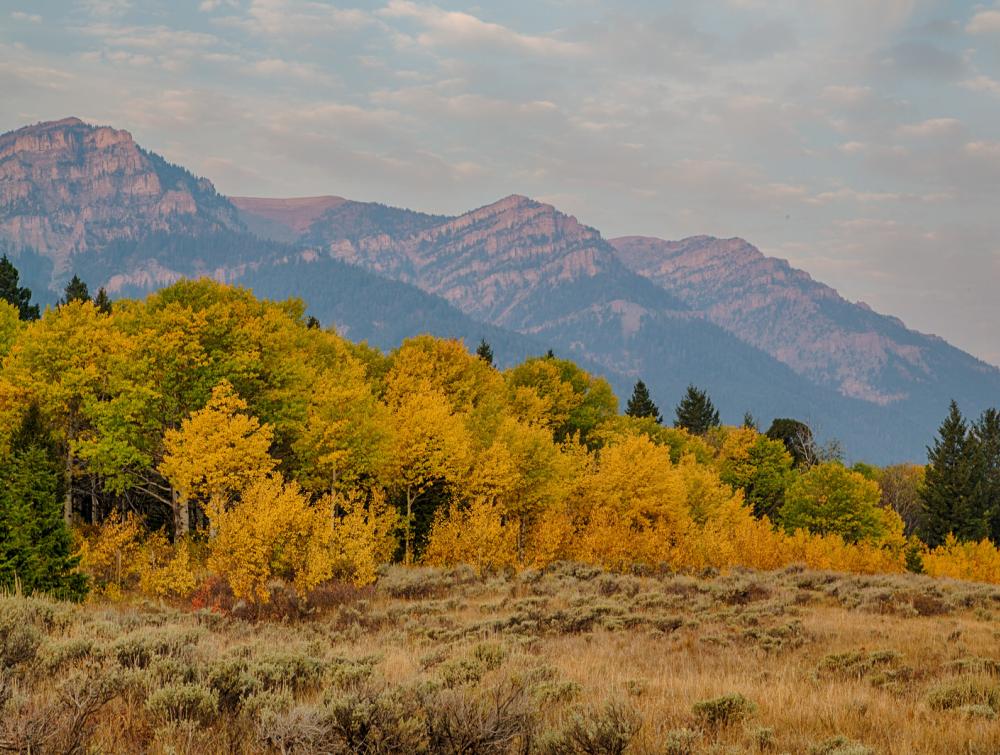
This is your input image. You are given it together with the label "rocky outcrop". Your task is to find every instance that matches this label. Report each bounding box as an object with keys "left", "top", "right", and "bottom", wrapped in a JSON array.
[
  {"left": 0, "top": 117, "right": 239, "bottom": 280},
  {"left": 610, "top": 235, "right": 995, "bottom": 406}
]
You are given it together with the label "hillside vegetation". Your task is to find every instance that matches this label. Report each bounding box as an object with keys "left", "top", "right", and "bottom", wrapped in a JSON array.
[{"left": 1, "top": 275, "right": 1000, "bottom": 606}]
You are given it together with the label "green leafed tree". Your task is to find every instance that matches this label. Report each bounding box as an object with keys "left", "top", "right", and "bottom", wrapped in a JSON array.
[
  {"left": 920, "top": 401, "right": 985, "bottom": 547},
  {"left": 625, "top": 379, "right": 662, "bottom": 424},
  {"left": 0, "top": 404, "right": 88, "bottom": 600},
  {"left": 778, "top": 462, "right": 897, "bottom": 544},
  {"left": 673, "top": 384, "right": 720, "bottom": 435},
  {"left": 61, "top": 274, "right": 90, "bottom": 305},
  {"left": 0, "top": 254, "right": 40, "bottom": 321}
]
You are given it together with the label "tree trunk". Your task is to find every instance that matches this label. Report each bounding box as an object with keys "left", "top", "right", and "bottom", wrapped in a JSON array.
[
  {"left": 405, "top": 488, "right": 414, "bottom": 566},
  {"left": 172, "top": 488, "right": 190, "bottom": 540},
  {"left": 63, "top": 446, "right": 73, "bottom": 524},
  {"left": 517, "top": 516, "right": 526, "bottom": 565}
]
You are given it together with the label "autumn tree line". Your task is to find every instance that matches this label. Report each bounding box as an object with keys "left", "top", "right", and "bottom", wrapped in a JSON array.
[{"left": 1, "top": 257, "right": 999, "bottom": 606}]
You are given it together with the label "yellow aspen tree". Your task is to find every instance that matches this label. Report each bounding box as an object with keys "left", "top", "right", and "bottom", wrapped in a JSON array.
[
  {"left": 423, "top": 496, "right": 517, "bottom": 575},
  {"left": 387, "top": 387, "right": 471, "bottom": 564},
  {"left": 160, "top": 380, "right": 276, "bottom": 536},
  {"left": 206, "top": 474, "right": 312, "bottom": 605},
  {"left": 292, "top": 367, "right": 393, "bottom": 497}
]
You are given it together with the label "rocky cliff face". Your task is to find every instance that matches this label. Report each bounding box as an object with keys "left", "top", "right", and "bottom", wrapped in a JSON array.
[
  {"left": 313, "top": 194, "right": 680, "bottom": 329},
  {"left": 0, "top": 118, "right": 239, "bottom": 283},
  {"left": 610, "top": 235, "right": 998, "bottom": 408}
]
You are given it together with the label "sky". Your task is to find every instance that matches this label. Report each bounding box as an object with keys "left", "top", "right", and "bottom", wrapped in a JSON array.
[{"left": 2, "top": 0, "right": 1000, "bottom": 365}]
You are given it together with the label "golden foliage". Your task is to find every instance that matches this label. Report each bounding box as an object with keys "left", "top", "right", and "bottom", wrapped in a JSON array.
[
  {"left": 923, "top": 535, "right": 1000, "bottom": 583},
  {"left": 160, "top": 380, "right": 276, "bottom": 505},
  {"left": 423, "top": 496, "right": 517, "bottom": 575}
]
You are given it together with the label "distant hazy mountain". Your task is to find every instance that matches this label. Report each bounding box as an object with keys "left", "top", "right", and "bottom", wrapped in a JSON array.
[
  {"left": 610, "top": 235, "right": 1000, "bottom": 452},
  {"left": 3, "top": 117, "right": 996, "bottom": 463}
]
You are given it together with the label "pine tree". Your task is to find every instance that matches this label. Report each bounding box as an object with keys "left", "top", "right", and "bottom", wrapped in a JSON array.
[
  {"left": 0, "top": 254, "right": 40, "bottom": 320},
  {"left": 625, "top": 380, "right": 662, "bottom": 423},
  {"left": 742, "top": 412, "right": 758, "bottom": 431},
  {"left": 476, "top": 338, "right": 494, "bottom": 367},
  {"left": 673, "top": 384, "right": 720, "bottom": 435},
  {"left": 921, "top": 401, "right": 983, "bottom": 547},
  {"left": 94, "top": 287, "right": 113, "bottom": 315},
  {"left": 306, "top": 315, "right": 321, "bottom": 329},
  {"left": 973, "top": 407, "right": 1000, "bottom": 541},
  {"left": 61, "top": 274, "right": 90, "bottom": 305},
  {"left": 0, "top": 404, "right": 88, "bottom": 599}
]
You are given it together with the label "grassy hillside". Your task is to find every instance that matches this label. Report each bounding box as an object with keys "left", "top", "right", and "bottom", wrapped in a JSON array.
[{"left": 3, "top": 564, "right": 1000, "bottom": 754}]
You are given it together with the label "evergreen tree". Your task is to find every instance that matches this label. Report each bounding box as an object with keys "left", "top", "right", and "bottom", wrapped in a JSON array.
[
  {"left": 673, "top": 384, "right": 720, "bottom": 435},
  {"left": 0, "top": 254, "right": 40, "bottom": 320},
  {"left": 545, "top": 349, "right": 555, "bottom": 359},
  {"left": 61, "top": 274, "right": 90, "bottom": 305},
  {"left": 973, "top": 407, "right": 1000, "bottom": 541},
  {"left": 305, "top": 315, "right": 321, "bottom": 329},
  {"left": 920, "top": 401, "right": 984, "bottom": 547},
  {"left": 0, "top": 404, "right": 88, "bottom": 599},
  {"left": 625, "top": 380, "right": 662, "bottom": 424},
  {"left": 94, "top": 287, "right": 113, "bottom": 315},
  {"left": 476, "top": 338, "right": 494, "bottom": 367},
  {"left": 742, "top": 412, "right": 758, "bottom": 431}
]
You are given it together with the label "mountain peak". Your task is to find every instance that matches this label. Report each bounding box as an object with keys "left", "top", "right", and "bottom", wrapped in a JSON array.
[{"left": 0, "top": 117, "right": 237, "bottom": 278}]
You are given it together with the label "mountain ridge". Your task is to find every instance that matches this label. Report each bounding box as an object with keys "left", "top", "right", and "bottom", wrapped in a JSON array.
[{"left": 2, "top": 117, "right": 996, "bottom": 464}]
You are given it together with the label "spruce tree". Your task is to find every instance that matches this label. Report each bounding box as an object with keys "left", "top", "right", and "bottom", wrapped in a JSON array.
[
  {"left": 673, "top": 384, "right": 721, "bottom": 435},
  {"left": 0, "top": 404, "right": 87, "bottom": 599},
  {"left": 625, "top": 380, "right": 662, "bottom": 423},
  {"left": 0, "top": 254, "right": 40, "bottom": 320},
  {"left": 973, "top": 407, "right": 1000, "bottom": 542},
  {"left": 476, "top": 338, "right": 494, "bottom": 367},
  {"left": 742, "top": 412, "right": 758, "bottom": 431},
  {"left": 920, "top": 401, "right": 982, "bottom": 547},
  {"left": 94, "top": 287, "right": 113, "bottom": 315},
  {"left": 61, "top": 274, "right": 90, "bottom": 305},
  {"left": 305, "top": 315, "right": 321, "bottom": 329}
]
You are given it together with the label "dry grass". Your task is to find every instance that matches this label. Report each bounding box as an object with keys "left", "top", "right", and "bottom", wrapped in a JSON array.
[{"left": 3, "top": 564, "right": 1000, "bottom": 753}]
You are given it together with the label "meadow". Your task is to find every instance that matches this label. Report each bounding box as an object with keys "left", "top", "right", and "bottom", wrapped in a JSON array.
[{"left": 3, "top": 563, "right": 1000, "bottom": 754}]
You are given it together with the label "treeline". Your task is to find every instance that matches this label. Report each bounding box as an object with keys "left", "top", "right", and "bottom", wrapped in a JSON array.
[{"left": 1, "top": 261, "right": 999, "bottom": 604}]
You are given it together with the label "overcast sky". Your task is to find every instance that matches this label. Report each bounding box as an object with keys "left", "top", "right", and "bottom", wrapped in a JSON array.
[{"left": 2, "top": 0, "right": 999, "bottom": 365}]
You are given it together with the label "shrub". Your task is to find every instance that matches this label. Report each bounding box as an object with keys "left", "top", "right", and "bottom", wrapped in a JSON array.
[
  {"left": 422, "top": 677, "right": 536, "bottom": 755},
  {"left": 692, "top": 693, "right": 757, "bottom": 727},
  {"left": 539, "top": 701, "right": 641, "bottom": 755},
  {"left": 146, "top": 683, "right": 219, "bottom": 725},
  {"left": 926, "top": 678, "right": 1000, "bottom": 711},
  {"left": 661, "top": 728, "right": 699, "bottom": 755},
  {"left": 324, "top": 688, "right": 426, "bottom": 752},
  {"left": 809, "top": 736, "right": 875, "bottom": 755}
]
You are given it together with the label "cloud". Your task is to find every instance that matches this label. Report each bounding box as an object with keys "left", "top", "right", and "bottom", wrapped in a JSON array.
[
  {"left": 961, "top": 74, "right": 1000, "bottom": 96},
  {"left": 379, "top": 1, "right": 584, "bottom": 57},
  {"left": 897, "top": 117, "right": 961, "bottom": 137},
  {"left": 79, "top": 0, "right": 131, "bottom": 17},
  {"left": 11, "top": 11, "right": 42, "bottom": 23},
  {"left": 217, "top": 0, "right": 370, "bottom": 38},
  {"left": 966, "top": 8, "right": 1000, "bottom": 35}
]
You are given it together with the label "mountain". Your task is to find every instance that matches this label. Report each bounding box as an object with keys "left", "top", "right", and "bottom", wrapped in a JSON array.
[
  {"left": 2, "top": 117, "right": 994, "bottom": 463},
  {"left": 0, "top": 117, "right": 238, "bottom": 271},
  {"left": 610, "top": 235, "right": 1000, "bottom": 446},
  {"left": 264, "top": 192, "right": 925, "bottom": 461}
]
